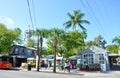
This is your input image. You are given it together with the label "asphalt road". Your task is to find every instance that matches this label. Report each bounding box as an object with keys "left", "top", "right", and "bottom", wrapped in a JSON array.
[
  {"left": 0, "top": 69, "right": 83, "bottom": 78},
  {"left": 0, "top": 69, "right": 120, "bottom": 78}
]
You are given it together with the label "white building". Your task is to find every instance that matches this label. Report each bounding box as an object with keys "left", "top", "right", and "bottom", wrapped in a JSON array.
[{"left": 79, "top": 46, "right": 110, "bottom": 72}]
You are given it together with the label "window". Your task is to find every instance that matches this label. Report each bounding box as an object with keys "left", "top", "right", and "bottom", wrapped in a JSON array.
[
  {"left": 13, "top": 48, "right": 19, "bottom": 55},
  {"left": 25, "top": 49, "right": 35, "bottom": 58},
  {"left": 0, "top": 57, "right": 2, "bottom": 62},
  {"left": 83, "top": 54, "right": 94, "bottom": 64},
  {"left": 19, "top": 48, "right": 25, "bottom": 56},
  {"left": 99, "top": 54, "right": 104, "bottom": 64}
]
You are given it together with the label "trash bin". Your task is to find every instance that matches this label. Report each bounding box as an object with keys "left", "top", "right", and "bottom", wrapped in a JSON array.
[{"left": 27, "top": 64, "right": 31, "bottom": 71}]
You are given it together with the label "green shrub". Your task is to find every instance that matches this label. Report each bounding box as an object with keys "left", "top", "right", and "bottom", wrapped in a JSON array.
[{"left": 77, "top": 63, "right": 100, "bottom": 69}]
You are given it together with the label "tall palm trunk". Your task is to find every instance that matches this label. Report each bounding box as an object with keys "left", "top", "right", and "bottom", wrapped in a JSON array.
[
  {"left": 53, "top": 39, "right": 57, "bottom": 73},
  {"left": 37, "top": 36, "right": 40, "bottom": 71},
  {"left": 39, "top": 37, "right": 43, "bottom": 69}
]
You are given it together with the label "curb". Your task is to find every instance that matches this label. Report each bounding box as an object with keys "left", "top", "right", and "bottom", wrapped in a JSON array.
[
  {"left": 39, "top": 71, "right": 84, "bottom": 76},
  {"left": 19, "top": 69, "right": 84, "bottom": 76}
]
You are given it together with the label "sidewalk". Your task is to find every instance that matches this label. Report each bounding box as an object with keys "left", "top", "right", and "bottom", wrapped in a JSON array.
[
  {"left": 19, "top": 67, "right": 114, "bottom": 76},
  {"left": 20, "top": 67, "right": 83, "bottom": 75},
  {"left": 12, "top": 67, "right": 120, "bottom": 77}
]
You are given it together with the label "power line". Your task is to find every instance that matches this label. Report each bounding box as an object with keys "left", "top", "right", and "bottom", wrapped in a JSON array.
[
  {"left": 82, "top": 0, "right": 109, "bottom": 44},
  {"left": 84, "top": 0, "right": 108, "bottom": 40},
  {"left": 93, "top": 0, "right": 109, "bottom": 39},
  {"left": 32, "top": 0, "right": 36, "bottom": 29},
  {"left": 80, "top": 0, "right": 108, "bottom": 38},
  {"left": 80, "top": 0, "right": 102, "bottom": 34},
  {"left": 80, "top": 0, "right": 94, "bottom": 22},
  {"left": 27, "top": 0, "right": 34, "bottom": 30}
]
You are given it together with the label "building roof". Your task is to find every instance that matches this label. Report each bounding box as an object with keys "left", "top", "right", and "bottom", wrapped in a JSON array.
[
  {"left": 69, "top": 55, "right": 80, "bottom": 60},
  {"left": 45, "top": 54, "right": 63, "bottom": 60},
  {"left": 80, "top": 46, "right": 109, "bottom": 54},
  {"left": 108, "top": 53, "right": 120, "bottom": 57}
]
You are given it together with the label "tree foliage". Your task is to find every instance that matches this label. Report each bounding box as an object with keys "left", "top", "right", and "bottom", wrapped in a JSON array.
[
  {"left": 106, "top": 45, "right": 118, "bottom": 54},
  {"left": 85, "top": 40, "right": 94, "bottom": 48},
  {"left": 0, "top": 23, "right": 22, "bottom": 53},
  {"left": 26, "top": 38, "right": 35, "bottom": 47},
  {"left": 112, "top": 35, "right": 120, "bottom": 45},
  {"left": 46, "top": 28, "right": 65, "bottom": 54},
  {"left": 62, "top": 31, "right": 85, "bottom": 57},
  {"left": 63, "top": 10, "right": 90, "bottom": 31},
  {"left": 93, "top": 35, "right": 106, "bottom": 48}
]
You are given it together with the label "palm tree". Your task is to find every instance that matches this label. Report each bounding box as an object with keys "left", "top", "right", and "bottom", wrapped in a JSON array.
[
  {"left": 48, "top": 28, "right": 64, "bottom": 73},
  {"left": 33, "top": 28, "right": 48, "bottom": 71},
  {"left": 63, "top": 10, "right": 90, "bottom": 31},
  {"left": 106, "top": 45, "right": 118, "bottom": 54},
  {"left": 63, "top": 10, "right": 90, "bottom": 55},
  {"left": 112, "top": 36, "right": 120, "bottom": 45}
]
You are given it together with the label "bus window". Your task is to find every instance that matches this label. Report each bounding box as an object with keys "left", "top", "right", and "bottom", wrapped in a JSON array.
[
  {"left": 0, "top": 57, "right": 2, "bottom": 61},
  {"left": 14, "top": 48, "right": 19, "bottom": 55}
]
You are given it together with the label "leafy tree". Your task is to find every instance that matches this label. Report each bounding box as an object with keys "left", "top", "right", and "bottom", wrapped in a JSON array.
[
  {"left": 40, "top": 47, "right": 47, "bottom": 56},
  {"left": 46, "top": 38, "right": 54, "bottom": 54},
  {"left": 112, "top": 36, "right": 120, "bottom": 45},
  {"left": 93, "top": 35, "right": 107, "bottom": 48},
  {"left": 63, "top": 10, "right": 90, "bottom": 56},
  {"left": 0, "top": 23, "right": 22, "bottom": 53},
  {"left": 63, "top": 31, "right": 85, "bottom": 57},
  {"left": 106, "top": 45, "right": 118, "bottom": 54},
  {"left": 63, "top": 10, "right": 90, "bottom": 31},
  {"left": 46, "top": 28, "right": 65, "bottom": 54},
  {"left": 33, "top": 28, "right": 48, "bottom": 71},
  {"left": 85, "top": 40, "right": 94, "bottom": 48},
  {"left": 33, "top": 28, "right": 49, "bottom": 54},
  {"left": 12, "top": 28, "right": 22, "bottom": 45},
  {"left": 94, "top": 35, "right": 103, "bottom": 47},
  {"left": 47, "top": 28, "right": 64, "bottom": 73},
  {"left": 26, "top": 38, "right": 35, "bottom": 47}
]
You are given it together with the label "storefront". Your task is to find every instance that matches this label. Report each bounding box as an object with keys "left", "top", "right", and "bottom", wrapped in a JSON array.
[
  {"left": 79, "top": 46, "right": 110, "bottom": 71},
  {"left": 108, "top": 53, "right": 120, "bottom": 70}
]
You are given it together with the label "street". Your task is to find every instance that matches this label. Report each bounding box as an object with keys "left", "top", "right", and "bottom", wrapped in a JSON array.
[
  {"left": 0, "top": 69, "right": 83, "bottom": 78},
  {"left": 0, "top": 69, "right": 120, "bottom": 78}
]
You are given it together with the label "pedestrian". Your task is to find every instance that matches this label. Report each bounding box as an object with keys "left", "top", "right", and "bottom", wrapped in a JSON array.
[
  {"left": 44, "top": 60, "right": 48, "bottom": 69},
  {"left": 64, "top": 60, "right": 67, "bottom": 72},
  {"left": 66, "top": 60, "right": 71, "bottom": 73},
  {"left": 61, "top": 57, "right": 65, "bottom": 71}
]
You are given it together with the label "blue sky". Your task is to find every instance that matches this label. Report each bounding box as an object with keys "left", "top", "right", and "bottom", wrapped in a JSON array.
[{"left": 0, "top": 0, "right": 120, "bottom": 45}]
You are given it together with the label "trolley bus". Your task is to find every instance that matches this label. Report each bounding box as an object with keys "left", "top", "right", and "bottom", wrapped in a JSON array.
[
  {"left": 9, "top": 45, "right": 37, "bottom": 67},
  {"left": 0, "top": 55, "right": 12, "bottom": 69}
]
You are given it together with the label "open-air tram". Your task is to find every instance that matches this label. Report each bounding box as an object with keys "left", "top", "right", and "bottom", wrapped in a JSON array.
[
  {"left": 9, "top": 45, "right": 37, "bottom": 67},
  {"left": 0, "top": 54, "right": 12, "bottom": 69}
]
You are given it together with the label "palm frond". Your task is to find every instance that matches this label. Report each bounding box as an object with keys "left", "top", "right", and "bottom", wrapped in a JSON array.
[
  {"left": 63, "top": 20, "right": 72, "bottom": 29},
  {"left": 112, "top": 36, "right": 120, "bottom": 45},
  {"left": 77, "top": 13, "right": 85, "bottom": 19},
  {"left": 79, "top": 20, "right": 90, "bottom": 24},
  {"left": 64, "top": 10, "right": 90, "bottom": 31},
  {"left": 67, "top": 13, "right": 74, "bottom": 19},
  {"left": 78, "top": 23, "right": 87, "bottom": 31},
  {"left": 65, "top": 23, "right": 72, "bottom": 29}
]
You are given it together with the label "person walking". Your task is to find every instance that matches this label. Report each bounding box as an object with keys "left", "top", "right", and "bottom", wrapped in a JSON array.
[
  {"left": 66, "top": 60, "right": 71, "bottom": 73},
  {"left": 67, "top": 60, "right": 71, "bottom": 73},
  {"left": 61, "top": 57, "right": 65, "bottom": 70}
]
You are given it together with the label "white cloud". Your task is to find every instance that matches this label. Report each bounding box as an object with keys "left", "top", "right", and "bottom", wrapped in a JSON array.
[
  {"left": 4, "top": 17, "right": 15, "bottom": 25},
  {"left": 0, "top": 17, "right": 16, "bottom": 29},
  {"left": 0, "top": 17, "right": 15, "bottom": 25}
]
